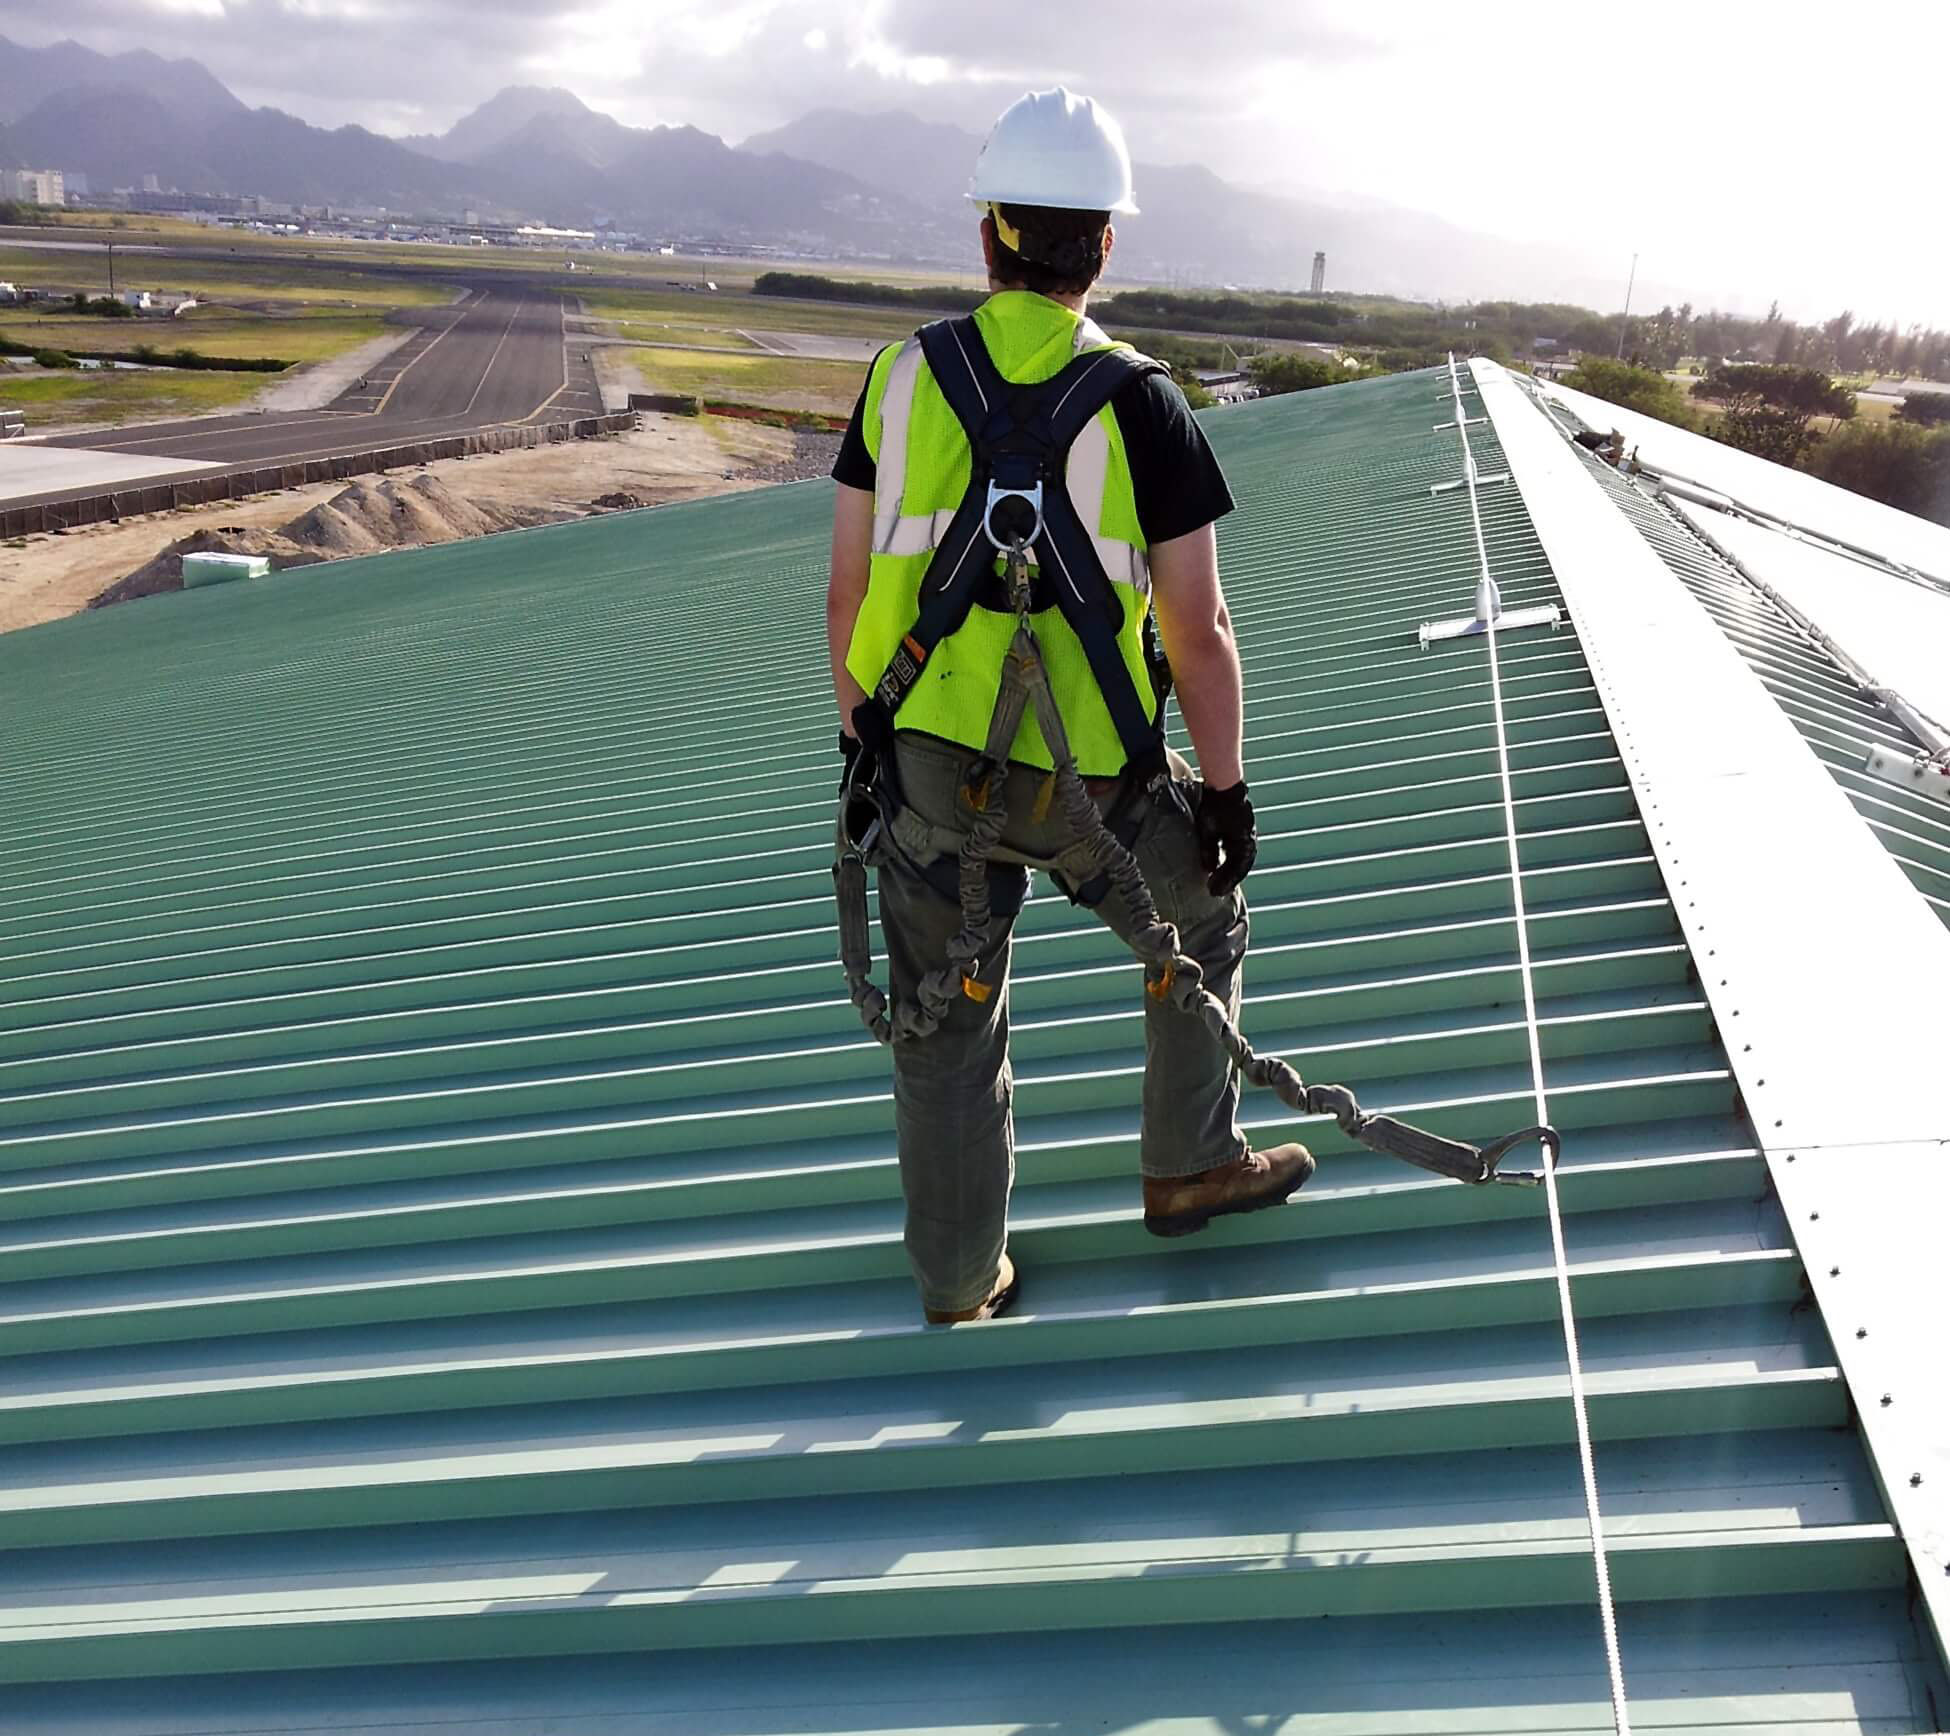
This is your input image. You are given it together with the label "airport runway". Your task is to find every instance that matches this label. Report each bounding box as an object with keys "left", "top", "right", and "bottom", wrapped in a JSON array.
[{"left": 3, "top": 288, "right": 606, "bottom": 511}]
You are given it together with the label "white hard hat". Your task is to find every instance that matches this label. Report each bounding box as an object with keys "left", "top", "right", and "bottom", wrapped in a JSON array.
[{"left": 967, "top": 86, "right": 1138, "bottom": 215}]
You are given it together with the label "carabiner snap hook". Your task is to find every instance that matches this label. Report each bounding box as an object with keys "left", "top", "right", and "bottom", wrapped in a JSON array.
[
  {"left": 838, "top": 757, "right": 884, "bottom": 862},
  {"left": 1476, "top": 1124, "right": 1562, "bottom": 1186}
]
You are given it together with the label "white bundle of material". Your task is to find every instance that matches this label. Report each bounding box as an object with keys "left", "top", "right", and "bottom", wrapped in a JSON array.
[{"left": 182, "top": 552, "right": 271, "bottom": 589}]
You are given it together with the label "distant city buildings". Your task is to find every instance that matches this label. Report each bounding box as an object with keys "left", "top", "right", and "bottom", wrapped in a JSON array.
[{"left": 2, "top": 168, "right": 65, "bottom": 206}]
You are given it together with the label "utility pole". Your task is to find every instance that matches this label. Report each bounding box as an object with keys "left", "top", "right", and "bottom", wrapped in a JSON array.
[
  {"left": 106, "top": 240, "right": 115, "bottom": 299},
  {"left": 1614, "top": 251, "right": 1638, "bottom": 359}
]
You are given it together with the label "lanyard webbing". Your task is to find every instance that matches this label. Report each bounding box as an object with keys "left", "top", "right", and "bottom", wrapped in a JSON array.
[{"left": 1447, "top": 355, "right": 1631, "bottom": 1735}]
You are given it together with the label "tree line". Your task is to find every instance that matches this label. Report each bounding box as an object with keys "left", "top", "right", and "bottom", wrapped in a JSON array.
[
  {"left": 751, "top": 269, "right": 1950, "bottom": 523},
  {"left": 1608, "top": 302, "right": 1948, "bottom": 382},
  {"left": 753, "top": 273, "right": 1950, "bottom": 387}
]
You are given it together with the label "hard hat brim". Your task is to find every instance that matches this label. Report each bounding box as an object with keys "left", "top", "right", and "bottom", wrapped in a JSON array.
[{"left": 966, "top": 190, "right": 1139, "bottom": 217}]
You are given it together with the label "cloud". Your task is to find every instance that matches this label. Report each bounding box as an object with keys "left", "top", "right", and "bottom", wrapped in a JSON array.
[{"left": 2, "top": 0, "right": 1945, "bottom": 321}]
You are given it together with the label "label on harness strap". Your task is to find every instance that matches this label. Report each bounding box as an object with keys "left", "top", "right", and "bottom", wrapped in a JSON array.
[{"left": 877, "top": 641, "right": 926, "bottom": 710}]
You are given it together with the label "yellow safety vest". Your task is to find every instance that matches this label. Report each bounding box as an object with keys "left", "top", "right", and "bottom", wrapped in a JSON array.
[{"left": 845, "top": 291, "right": 1158, "bottom": 777}]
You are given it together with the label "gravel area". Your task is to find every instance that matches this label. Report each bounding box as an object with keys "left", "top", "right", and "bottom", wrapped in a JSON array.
[{"left": 738, "top": 428, "right": 843, "bottom": 485}]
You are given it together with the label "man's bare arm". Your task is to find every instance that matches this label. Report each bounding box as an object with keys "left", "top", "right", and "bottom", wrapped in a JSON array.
[
  {"left": 827, "top": 482, "right": 873, "bottom": 737},
  {"left": 1149, "top": 522, "right": 1244, "bottom": 788}
]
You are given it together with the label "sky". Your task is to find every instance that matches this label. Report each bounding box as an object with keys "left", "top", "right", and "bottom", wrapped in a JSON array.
[{"left": 7, "top": 0, "right": 1947, "bottom": 325}]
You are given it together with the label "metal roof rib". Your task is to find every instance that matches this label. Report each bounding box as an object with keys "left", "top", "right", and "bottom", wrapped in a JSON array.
[{"left": 0, "top": 367, "right": 1943, "bottom": 1732}]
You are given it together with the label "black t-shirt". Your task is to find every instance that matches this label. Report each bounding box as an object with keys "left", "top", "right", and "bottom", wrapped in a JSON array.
[{"left": 831, "top": 350, "right": 1234, "bottom": 547}]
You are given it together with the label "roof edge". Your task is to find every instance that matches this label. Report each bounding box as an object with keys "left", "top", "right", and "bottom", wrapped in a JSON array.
[{"left": 1473, "top": 355, "right": 1950, "bottom": 1667}]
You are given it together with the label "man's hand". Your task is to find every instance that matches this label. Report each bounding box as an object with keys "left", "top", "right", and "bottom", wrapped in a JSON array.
[{"left": 1196, "top": 781, "right": 1257, "bottom": 896}]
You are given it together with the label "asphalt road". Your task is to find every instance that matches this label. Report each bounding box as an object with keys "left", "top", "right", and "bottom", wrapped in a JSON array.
[{"left": 5, "top": 287, "right": 606, "bottom": 510}]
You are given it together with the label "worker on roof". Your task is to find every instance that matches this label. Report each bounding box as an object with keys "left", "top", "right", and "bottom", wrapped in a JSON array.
[{"left": 826, "top": 87, "right": 1313, "bottom": 1326}]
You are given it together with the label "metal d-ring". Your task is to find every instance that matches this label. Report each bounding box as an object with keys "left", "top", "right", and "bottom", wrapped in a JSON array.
[{"left": 984, "top": 478, "right": 1044, "bottom": 552}]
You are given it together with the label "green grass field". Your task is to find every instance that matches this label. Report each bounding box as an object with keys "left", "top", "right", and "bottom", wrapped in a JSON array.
[
  {"left": 4, "top": 309, "right": 389, "bottom": 364},
  {"left": 627, "top": 347, "right": 863, "bottom": 415},
  {"left": 727, "top": 295, "right": 952, "bottom": 340},
  {"left": 581, "top": 287, "right": 922, "bottom": 346},
  {"left": 0, "top": 247, "right": 457, "bottom": 310},
  {"left": 0, "top": 366, "right": 268, "bottom": 430},
  {"left": 581, "top": 295, "right": 762, "bottom": 349},
  {"left": 0, "top": 246, "right": 444, "bottom": 432}
]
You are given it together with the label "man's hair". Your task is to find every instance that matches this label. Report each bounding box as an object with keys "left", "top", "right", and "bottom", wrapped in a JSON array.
[{"left": 989, "top": 202, "right": 1111, "bottom": 297}]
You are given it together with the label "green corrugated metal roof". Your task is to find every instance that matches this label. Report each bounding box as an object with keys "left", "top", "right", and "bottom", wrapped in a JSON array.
[{"left": 1, "top": 367, "right": 1944, "bottom": 1732}]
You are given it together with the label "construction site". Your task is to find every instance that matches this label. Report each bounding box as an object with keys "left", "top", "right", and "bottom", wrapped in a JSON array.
[{"left": 0, "top": 337, "right": 1945, "bottom": 1731}]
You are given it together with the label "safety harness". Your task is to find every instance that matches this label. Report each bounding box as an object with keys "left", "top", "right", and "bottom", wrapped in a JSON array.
[{"left": 833, "top": 315, "right": 1559, "bottom": 1189}]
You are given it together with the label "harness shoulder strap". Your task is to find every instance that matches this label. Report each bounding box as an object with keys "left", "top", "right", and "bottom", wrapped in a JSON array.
[
  {"left": 918, "top": 316, "right": 1164, "bottom": 453},
  {"left": 916, "top": 316, "right": 1009, "bottom": 449}
]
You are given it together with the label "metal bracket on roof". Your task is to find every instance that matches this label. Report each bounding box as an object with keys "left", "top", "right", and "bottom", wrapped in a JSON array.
[
  {"left": 1420, "top": 575, "right": 1561, "bottom": 648},
  {"left": 1863, "top": 741, "right": 1950, "bottom": 809},
  {"left": 1434, "top": 416, "right": 1488, "bottom": 431},
  {"left": 1432, "top": 471, "right": 1508, "bottom": 495}
]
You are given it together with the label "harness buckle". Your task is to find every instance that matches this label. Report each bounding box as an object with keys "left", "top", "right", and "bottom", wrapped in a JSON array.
[{"left": 1002, "top": 539, "right": 1036, "bottom": 623}]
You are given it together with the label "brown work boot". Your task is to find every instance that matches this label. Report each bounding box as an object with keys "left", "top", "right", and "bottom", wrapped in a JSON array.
[
  {"left": 1142, "top": 1144, "right": 1315, "bottom": 1239},
  {"left": 923, "top": 1253, "right": 1021, "bottom": 1325}
]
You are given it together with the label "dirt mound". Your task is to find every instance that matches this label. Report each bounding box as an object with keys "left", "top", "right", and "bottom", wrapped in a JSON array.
[
  {"left": 279, "top": 498, "right": 388, "bottom": 557},
  {"left": 281, "top": 475, "right": 509, "bottom": 553},
  {"left": 100, "top": 471, "right": 525, "bottom": 606},
  {"left": 403, "top": 474, "right": 507, "bottom": 538},
  {"left": 91, "top": 527, "right": 324, "bottom": 609},
  {"left": 591, "top": 491, "right": 645, "bottom": 511}
]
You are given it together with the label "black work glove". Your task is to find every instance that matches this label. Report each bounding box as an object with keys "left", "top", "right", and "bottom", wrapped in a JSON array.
[
  {"left": 838, "top": 727, "right": 864, "bottom": 793},
  {"left": 1196, "top": 780, "right": 1257, "bottom": 897}
]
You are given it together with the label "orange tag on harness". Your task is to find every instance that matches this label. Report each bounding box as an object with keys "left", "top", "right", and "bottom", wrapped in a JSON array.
[
  {"left": 1145, "top": 961, "right": 1177, "bottom": 1003},
  {"left": 962, "top": 974, "right": 995, "bottom": 1004},
  {"left": 902, "top": 635, "right": 928, "bottom": 664},
  {"left": 1031, "top": 771, "right": 1057, "bottom": 825}
]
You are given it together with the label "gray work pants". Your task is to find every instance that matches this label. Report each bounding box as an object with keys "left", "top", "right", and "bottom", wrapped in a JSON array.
[{"left": 876, "top": 733, "right": 1250, "bottom": 1313}]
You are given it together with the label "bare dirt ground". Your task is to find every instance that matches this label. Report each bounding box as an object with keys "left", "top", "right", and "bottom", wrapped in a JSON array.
[{"left": 0, "top": 412, "right": 824, "bottom": 636}]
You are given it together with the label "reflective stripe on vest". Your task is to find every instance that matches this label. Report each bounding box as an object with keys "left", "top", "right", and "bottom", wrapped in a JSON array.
[
  {"left": 870, "top": 318, "right": 1149, "bottom": 594},
  {"left": 870, "top": 336, "right": 927, "bottom": 559}
]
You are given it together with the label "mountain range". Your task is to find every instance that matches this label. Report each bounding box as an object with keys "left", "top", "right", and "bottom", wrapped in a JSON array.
[{"left": 0, "top": 35, "right": 1614, "bottom": 301}]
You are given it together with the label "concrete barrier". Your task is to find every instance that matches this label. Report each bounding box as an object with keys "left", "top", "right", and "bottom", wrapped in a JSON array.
[
  {"left": 0, "top": 412, "right": 640, "bottom": 539},
  {"left": 628, "top": 393, "right": 702, "bottom": 416}
]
